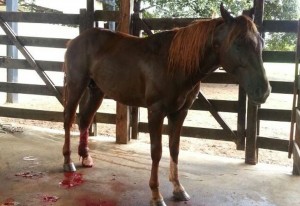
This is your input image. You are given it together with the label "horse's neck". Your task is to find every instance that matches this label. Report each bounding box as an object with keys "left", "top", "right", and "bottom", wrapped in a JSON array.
[{"left": 189, "top": 46, "right": 220, "bottom": 84}]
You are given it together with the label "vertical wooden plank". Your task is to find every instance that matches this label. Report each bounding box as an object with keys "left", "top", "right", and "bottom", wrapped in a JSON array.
[
  {"left": 293, "top": 111, "right": 300, "bottom": 175},
  {"left": 130, "top": 0, "right": 141, "bottom": 140},
  {"left": 78, "top": 7, "right": 97, "bottom": 135},
  {"left": 116, "top": 0, "right": 133, "bottom": 144},
  {"left": 236, "top": 86, "right": 246, "bottom": 150},
  {"left": 293, "top": 142, "right": 300, "bottom": 175},
  {"left": 131, "top": 0, "right": 141, "bottom": 36},
  {"left": 79, "top": 9, "right": 88, "bottom": 33},
  {"left": 86, "top": 0, "right": 97, "bottom": 136},
  {"left": 131, "top": 107, "right": 139, "bottom": 139},
  {"left": 245, "top": 0, "right": 264, "bottom": 164},
  {"left": 86, "top": 0, "right": 94, "bottom": 28},
  {"left": 245, "top": 100, "right": 258, "bottom": 164},
  {"left": 289, "top": 20, "right": 300, "bottom": 157}
]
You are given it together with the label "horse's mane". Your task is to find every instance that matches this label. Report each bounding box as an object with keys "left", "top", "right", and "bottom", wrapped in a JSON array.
[{"left": 168, "top": 15, "right": 258, "bottom": 75}]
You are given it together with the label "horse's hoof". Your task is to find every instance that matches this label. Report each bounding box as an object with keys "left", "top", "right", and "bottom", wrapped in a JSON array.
[
  {"left": 82, "top": 155, "right": 93, "bottom": 167},
  {"left": 63, "top": 162, "right": 76, "bottom": 172},
  {"left": 150, "top": 199, "right": 167, "bottom": 206},
  {"left": 173, "top": 190, "right": 191, "bottom": 201}
]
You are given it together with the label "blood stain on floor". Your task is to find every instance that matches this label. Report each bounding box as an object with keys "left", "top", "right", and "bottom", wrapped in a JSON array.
[{"left": 59, "top": 172, "right": 84, "bottom": 189}]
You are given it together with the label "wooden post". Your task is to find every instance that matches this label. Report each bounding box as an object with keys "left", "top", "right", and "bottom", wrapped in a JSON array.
[
  {"left": 292, "top": 20, "right": 300, "bottom": 175},
  {"left": 116, "top": 0, "right": 133, "bottom": 144},
  {"left": 245, "top": 100, "right": 259, "bottom": 164},
  {"left": 130, "top": 0, "right": 141, "bottom": 140},
  {"left": 245, "top": 0, "right": 264, "bottom": 164},
  {"left": 237, "top": 86, "right": 246, "bottom": 150},
  {"left": 86, "top": 0, "right": 94, "bottom": 28},
  {"left": 6, "top": 0, "right": 18, "bottom": 103},
  {"left": 78, "top": 5, "right": 97, "bottom": 136}
]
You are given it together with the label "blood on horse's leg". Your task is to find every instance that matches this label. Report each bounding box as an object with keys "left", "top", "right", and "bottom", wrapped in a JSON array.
[
  {"left": 78, "top": 85, "right": 104, "bottom": 168},
  {"left": 78, "top": 128, "right": 93, "bottom": 167}
]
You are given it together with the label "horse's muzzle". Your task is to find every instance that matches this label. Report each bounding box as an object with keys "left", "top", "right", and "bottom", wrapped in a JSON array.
[{"left": 250, "top": 83, "right": 272, "bottom": 105}]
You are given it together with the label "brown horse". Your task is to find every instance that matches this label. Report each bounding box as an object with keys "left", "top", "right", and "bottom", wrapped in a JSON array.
[{"left": 62, "top": 4, "right": 270, "bottom": 206}]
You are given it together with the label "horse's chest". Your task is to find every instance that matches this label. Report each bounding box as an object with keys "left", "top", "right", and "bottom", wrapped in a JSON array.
[{"left": 165, "top": 87, "right": 199, "bottom": 113}]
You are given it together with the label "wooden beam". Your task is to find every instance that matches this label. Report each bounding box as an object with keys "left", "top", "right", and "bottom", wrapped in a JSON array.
[
  {"left": 0, "top": 82, "right": 63, "bottom": 95},
  {"left": 115, "top": 0, "right": 133, "bottom": 144},
  {"left": 197, "top": 92, "right": 237, "bottom": 143},
  {"left": 0, "top": 106, "right": 116, "bottom": 124},
  {"left": 0, "top": 12, "right": 80, "bottom": 24},
  {"left": 0, "top": 35, "right": 69, "bottom": 48},
  {"left": 263, "top": 51, "right": 295, "bottom": 63},
  {"left": 0, "top": 58, "right": 63, "bottom": 72},
  {"left": 263, "top": 20, "right": 298, "bottom": 33},
  {"left": 94, "top": 10, "right": 119, "bottom": 22}
]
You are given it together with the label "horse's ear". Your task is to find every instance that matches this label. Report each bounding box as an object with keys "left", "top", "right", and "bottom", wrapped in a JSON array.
[
  {"left": 220, "top": 3, "right": 234, "bottom": 23},
  {"left": 242, "top": 7, "right": 255, "bottom": 20}
]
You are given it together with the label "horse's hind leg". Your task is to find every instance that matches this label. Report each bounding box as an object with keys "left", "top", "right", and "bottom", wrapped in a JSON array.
[
  {"left": 78, "top": 81, "right": 104, "bottom": 167},
  {"left": 63, "top": 76, "right": 89, "bottom": 172},
  {"left": 167, "top": 110, "right": 190, "bottom": 201}
]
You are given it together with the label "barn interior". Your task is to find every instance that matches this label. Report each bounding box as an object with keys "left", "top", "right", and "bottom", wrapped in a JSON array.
[{"left": 0, "top": 0, "right": 300, "bottom": 205}]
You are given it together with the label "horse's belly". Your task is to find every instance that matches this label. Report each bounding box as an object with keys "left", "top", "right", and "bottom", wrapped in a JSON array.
[{"left": 92, "top": 69, "right": 147, "bottom": 107}]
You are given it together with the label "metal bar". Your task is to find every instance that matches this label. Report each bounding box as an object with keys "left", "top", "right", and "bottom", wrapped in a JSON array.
[
  {"left": 6, "top": 0, "right": 18, "bottom": 103},
  {"left": 0, "top": 16, "right": 63, "bottom": 105}
]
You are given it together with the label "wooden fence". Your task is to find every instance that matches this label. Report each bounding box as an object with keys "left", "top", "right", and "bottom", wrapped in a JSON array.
[{"left": 0, "top": 1, "right": 298, "bottom": 166}]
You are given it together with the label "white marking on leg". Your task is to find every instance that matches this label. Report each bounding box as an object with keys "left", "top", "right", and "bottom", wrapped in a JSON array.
[{"left": 169, "top": 158, "right": 185, "bottom": 193}]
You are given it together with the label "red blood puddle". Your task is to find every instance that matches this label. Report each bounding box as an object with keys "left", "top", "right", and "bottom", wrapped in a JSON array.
[
  {"left": 1, "top": 198, "right": 20, "bottom": 205},
  {"left": 59, "top": 172, "right": 84, "bottom": 189},
  {"left": 42, "top": 195, "right": 59, "bottom": 203},
  {"left": 15, "top": 171, "right": 44, "bottom": 179},
  {"left": 78, "top": 198, "right": 116, "bottom": 206}
]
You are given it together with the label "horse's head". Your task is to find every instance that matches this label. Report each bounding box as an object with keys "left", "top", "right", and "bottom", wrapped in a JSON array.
[{"left": 213, "top": 4, "right": 271, "bottom": 105}]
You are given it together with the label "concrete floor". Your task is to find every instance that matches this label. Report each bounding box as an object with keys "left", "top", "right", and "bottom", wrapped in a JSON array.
[{"left": 0, "top": 126, "right": 299, "bottom": 206}]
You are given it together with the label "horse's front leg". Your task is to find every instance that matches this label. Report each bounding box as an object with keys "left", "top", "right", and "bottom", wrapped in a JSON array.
[
  {"left": 168, "top": 110, "right": 190, "bottom": 201},
  {"left": 148, "top": 109, "right": 166, "bottom": 206}
]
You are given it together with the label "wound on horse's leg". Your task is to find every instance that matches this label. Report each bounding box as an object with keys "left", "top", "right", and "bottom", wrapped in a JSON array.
[
  {"left": 78, "top": 128, "right": 88, "bottom": 157},
  {"left": 78, "top": 128, "right": 93, "bottom": 167}
]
